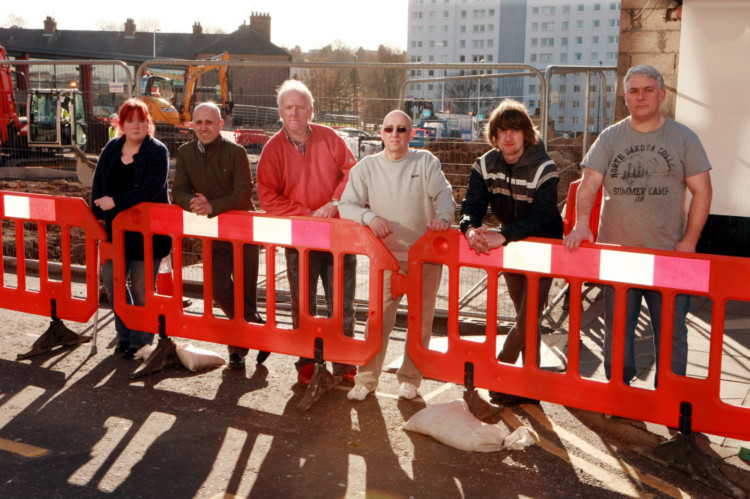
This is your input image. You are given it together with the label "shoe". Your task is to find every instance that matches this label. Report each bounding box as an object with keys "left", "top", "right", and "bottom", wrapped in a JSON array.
[
  {"left": 122, "top": 347, "right": 139, "bottom": 360},
  {"left": 256, "top": 351, "right": 270, "bottom": 364},
  {"left": 398, "top": 381, "right": 418, "bottom": 400},
  {"left": 342, "top": 368, "right": 357, "bottom": 383},
  {"left": 347, "top": 385, "right": 371, "bottom": 401},
  {"left": 114, "top": 341, "right": 130, "bottom": 354},
  {"left": 297, "top": 363, "right": 315, "bottom": 385},
  {"left": 227, "top": 353, "right": 246, "bottom": 370},
  {"left": 489, "top": 391, "right": 539, "bottom": 406}
]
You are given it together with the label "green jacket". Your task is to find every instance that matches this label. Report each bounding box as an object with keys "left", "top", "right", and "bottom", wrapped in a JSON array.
[{"left": 173, "top": 136, "right": 255, "bottom": 216}]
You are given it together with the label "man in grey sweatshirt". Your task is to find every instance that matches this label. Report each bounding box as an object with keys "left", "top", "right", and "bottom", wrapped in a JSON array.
[{"left": 338, "top": 110, "right": 456, "bottom": 401}]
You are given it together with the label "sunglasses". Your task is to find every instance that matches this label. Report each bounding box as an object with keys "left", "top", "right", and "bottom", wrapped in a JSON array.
[{"left": 382, "top": 126, "right": 411, "bottom": 134}]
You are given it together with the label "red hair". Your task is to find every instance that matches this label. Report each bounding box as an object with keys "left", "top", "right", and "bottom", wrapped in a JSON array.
[{"left": 116, "top": 98, "right": 155, "bottom": 136}]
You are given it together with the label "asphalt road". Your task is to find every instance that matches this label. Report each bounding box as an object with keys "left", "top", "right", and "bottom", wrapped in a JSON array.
[{"left": 0, "top": 298, "right": 728, "bottom": 499}]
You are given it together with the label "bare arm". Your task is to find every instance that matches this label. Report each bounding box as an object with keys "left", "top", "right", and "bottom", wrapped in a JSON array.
[
  {"left": 563, "top": 168, "right": 604, "bottom": 252},
  {"left": 675, "top": 170, "right": 712, "bottom": 253}
]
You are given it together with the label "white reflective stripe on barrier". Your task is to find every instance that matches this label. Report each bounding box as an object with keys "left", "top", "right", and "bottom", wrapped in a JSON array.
[
  {"left": 182, "top": 211, "right": 219, "bottom": 238},
  {"left": 3, "top": 194, "right": 56, "bottom": 221},
  {"left": 254, "top": 217, "right": 292, "bottom": 245},
  {"left": 457, "top": 236, "right": 711, "bottom": 293}
]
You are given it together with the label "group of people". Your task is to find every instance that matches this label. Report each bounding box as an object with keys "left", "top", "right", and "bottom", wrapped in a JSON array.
[{"left": 90, "top": 64, "right": 712, "bottom": 403}]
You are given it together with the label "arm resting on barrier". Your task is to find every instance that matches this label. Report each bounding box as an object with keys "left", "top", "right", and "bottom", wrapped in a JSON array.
[{"left": 564, "top": 167, "right": 603, "bottom": 252}]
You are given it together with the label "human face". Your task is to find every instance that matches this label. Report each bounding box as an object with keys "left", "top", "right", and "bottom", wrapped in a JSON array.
[
  {"left": 279, "top": 90, "right": 313, "bottom": 139},
  {"left": 495, "top": 128, "right": 525, "bottom": 164},
  {"left": 192, "top": 106, "right": 223, "bottom": 145},
  {"left": 624, "top": 74, "right": 666, "bottom": 124},
  {"left": 379, "top": 112, "right": 414, "bottom": 160},
  {"left": 121, "top": 114, "right": 149, "bottom": 143}
]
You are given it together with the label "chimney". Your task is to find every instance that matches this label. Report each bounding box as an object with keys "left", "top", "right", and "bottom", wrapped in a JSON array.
[
  {"left": 43, "top": 16, "right": 57, "bottom": 36},
  {"left": 250, "top": 12, "right": 271, "bottom": 41},
  {"left": 124, "top": 18, "right": 136, "bottom": 38},
  {"left": 192, "top": 22, "right": 203, "bottom": 35}
]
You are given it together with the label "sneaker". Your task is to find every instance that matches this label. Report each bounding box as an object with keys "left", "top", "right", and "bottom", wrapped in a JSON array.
[
  {"left": 297, "top": 363, "right": 315, "bottom": 385},
  {"left": 489, "top": 391, "right": 539, "bottom": 406},
  {"left": 114, "top": 341, "right": 130, "bottom": 354},
  {"left": 398, "top": 381, "right": 418, "bottom": 400},
  {"left": 227, "top": 353, "right": 246, "bottom": 370},
  {"left": 122, "top": 347, "right": 139, "bottom": 360},
  {"left": 347, "top": 385, "right": 371, "bottom": 401},
  {"left": 342, "top": 368, "right": 357, "bottom": 383}
]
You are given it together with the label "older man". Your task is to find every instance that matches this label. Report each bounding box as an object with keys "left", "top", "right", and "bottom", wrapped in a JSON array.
[
  {"left": 172, "top": 102, "right": 265, "bottom": 370},
  {"left": 564, "top": 65, "right": 712, "bottom": 386},
  {"left": 257, "top": 80, "right": 357, "bottom": 384},
  {"left": 338, "top": 110, "right": 455, "bottom": 401}
]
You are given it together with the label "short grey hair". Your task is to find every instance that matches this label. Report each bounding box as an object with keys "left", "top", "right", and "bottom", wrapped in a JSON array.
[
  {"left": 625, "top": 65, "right": 665, "bottom": 92},
  {"left": 276, "top": 79, "right": 314, "bottom": 108},
  {"left": 193, "top": 102, "right": 223, "bottom": 119}
]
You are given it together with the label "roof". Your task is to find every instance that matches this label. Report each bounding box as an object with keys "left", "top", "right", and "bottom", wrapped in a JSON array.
[{"left": 0, "top": 26, "right": 290, "bottom": 65}]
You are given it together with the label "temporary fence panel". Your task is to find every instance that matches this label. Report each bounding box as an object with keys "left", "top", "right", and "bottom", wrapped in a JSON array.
[
  {"left": 0, "top": 190, "right": 106, "bottom": 321},
  {"left": 100, "top": 203, "right": 400, "bottom": 366},
  {"left": 402, "top": 229, "right": 750, "bottom": 442}
]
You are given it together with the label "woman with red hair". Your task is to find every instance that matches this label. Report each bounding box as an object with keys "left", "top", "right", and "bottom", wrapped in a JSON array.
[{"left": 91, "top": 98, "right": 171, "bottom": 359}]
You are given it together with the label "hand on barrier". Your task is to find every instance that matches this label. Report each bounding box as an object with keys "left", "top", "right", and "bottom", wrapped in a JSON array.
[
  {"left": 94, "top": 196, "right": 115, "bottom": 211},
  {"left": 369, "top": 216, "right": 393, "bottom": 238},
  {"left": 465, "top": 226, "right": 492, "bottom": 255},
  {"left": 563, "top": 225, "right": 594, "bottom": 253},
  {"left": 427, "top": 217, "right": 450, "bottom": 232},
  {"left": 189, "top": 193, "right": 212, "bottom": 216},
  {"left": 310, "top": 201, "right": 338, "bottom": 219}
]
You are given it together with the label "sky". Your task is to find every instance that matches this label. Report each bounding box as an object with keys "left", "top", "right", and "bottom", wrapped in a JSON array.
[{"left": 3, "top": 1, "right": 409, "bottom": 52}]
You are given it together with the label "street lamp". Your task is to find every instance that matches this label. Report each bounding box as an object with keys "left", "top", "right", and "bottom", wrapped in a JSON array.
[{"left": 153, "top": 28, "right": 160, "bottom": 58}]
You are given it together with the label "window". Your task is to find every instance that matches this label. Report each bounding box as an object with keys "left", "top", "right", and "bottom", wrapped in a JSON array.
[
  {"left": 594, "top": 3, "right": 601, "bottom": 11},
  {"left": 576, "top": 20, "right": 584, "bottom": 28},
  {"left": 460, "top": 25, "right": 467, "bottom": 33},
  {"left": 461, "top": 10, "right": 467, "bottom": 17},
  {"left": 443, "top": 40, "right": 448, "bottom": 47},
  {"left": 430, "top": 10, "right": 436, "bottom": 17},
  {"left": 609, "top": 19, "right": 620, "bottom": 27},
  {"left": 542, "top": 37, "right": 554, "bottom": 47},
  {"left": 531, "top": 38, "right": 538, "bottom": 46},
  {"left": 573, "top": 85, "right": 581, "bottom": 92},
  {"left": 489, "top": 9, "right": 495, "bottom": 16},
  {"left": 460, "top": 40, "right": 466, "bottom": 48},
  {"left": 443, "top": 10, "right": 449, "bottom": 17},
  {"left": 560, "top": 53, "right": 568, "bottom": 63},
  {"left": 606, "top": 52, "right": 617, "bottom": 60},
  {"left": 532, "top": 6, "right": 539, "bottom": 14},
  {"left": 563, "top": 6, "right": 570, "bottom": 13},
  {"left": 443, "top": 25, "right": 448, "bottom": 32},
  {"left": 472, "top": 40, "right": 485, "bottom": 48},
  {"left": 429, "top": 25, "right": 436, "bottom": 33},
  {"left": 608, "top": 35, "right": 618, "bottom": 44},
  {"left": 610, "top": 2, "right": 619, "bottom": 10},
  {"left": 576, "top": 36, "right": 583, "bottom": 45},
  {"left": 593, "top": 20, "right": 600, "bottom": 28},
  {"left": 473, "top": 24, "right": 486, "bottom": 33},
  {"left": 488, "top": 24, "right": 495, "bottom": 32},
  {"left": 573, "top": 100, "right": 581, "bottom": 108},
  {"left": 429, "top": 40, "right": 436, "bottom": 47},
  {"left": 487, "top": 39, "right": 494, "bottom": 48},
  {"left": 575, "top": 53, "right": 582, "bottom": 61},
  {"left": 557, "top": 117, "right": 565, "bottom": 125},
  {"left": 561, "top": 37, "right": 568, "bottom": 46},
  {"left": 428, "top": 84, "right": 434, "bottom": 91},
  {"left": 460, "top": 55, "right": 466, "bottom": 62},
  {"left": 411, "top": 26, "right": 423, "bottom": 34},
  {"left": 591, "top": 52, "right": 599, "bottom": 61},
  {"left": 530, "top": 54, "right": 538, "bottom": 62},
  {"left": 592, "top": 36, "right": 599, "bottom": 44},
  {"left": 559, "top": 85, "right": 567, "bottom": 93},
  {"left": 542, "top": 6, "right": 556, "bottom": 15},
  {"left": 572, "top": 116, "right": 580, "bottom": 125},
  {"left": 578, "top": 4, "right": 584, "bottom": 12},
  {"left": 486, "top": 55, "right": 493, "bottom": 62},
  {"left": 542, "top": 22, "right": 555, "bottom": 30},
  {"left": 562, "top": 21, "right": 569, "bottom": 30},
  {"left": 413, "top": 11, "right": 423, "bottom": 18},
  {"left": 474, "top": 9, "right": 486, "bottom": 18},
  {"left": 540, "top": 53, "right": 553, "bottom": 63}
]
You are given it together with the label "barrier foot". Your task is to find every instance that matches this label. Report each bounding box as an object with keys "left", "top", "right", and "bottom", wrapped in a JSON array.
[
  {"left": 463, "top": 362, "right": 501, "bottom": 421},
  {"left": 130, "top": 336, "right": 181, "bottom": 380},
  {"left": 296, "top": 362, "right": 341, "bottom": 412},
  {"left": 653, "top": 433, "right": 744, "bottom": 498},
  {"left": 17, "top": 318, "right": 91, "bottom": 360}
]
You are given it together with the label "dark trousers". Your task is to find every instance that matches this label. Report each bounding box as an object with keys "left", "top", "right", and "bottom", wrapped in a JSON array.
[
  {"left": 284, "top": 248, "right": 356, "bottom": 375},
  {"left": 497, "top": 272, "right": 553, "bottom": 365},
  {"left": 212, "top": 240, "right": 262, "bottom": 356}
]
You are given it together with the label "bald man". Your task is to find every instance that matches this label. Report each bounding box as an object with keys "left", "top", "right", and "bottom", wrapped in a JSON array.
[
  {"left": 338, "top": 110, "right": 456, "bottom": 401},
  {"left": 173, "top": 102, "right": 265, "bottom": 370}
]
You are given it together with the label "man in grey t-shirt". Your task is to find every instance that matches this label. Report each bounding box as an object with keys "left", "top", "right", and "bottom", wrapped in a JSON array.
[{"left": 564, "top": 65, "right": 712, "bottom": 386}]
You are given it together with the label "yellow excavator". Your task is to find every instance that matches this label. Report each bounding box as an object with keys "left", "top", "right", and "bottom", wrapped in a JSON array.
[{"left": 140, "top": 52, "right": 233, "bottom": 152}]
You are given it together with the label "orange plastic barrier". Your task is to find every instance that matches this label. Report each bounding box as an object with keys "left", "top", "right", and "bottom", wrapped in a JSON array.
[
  {"left": 99, "top": 203, "right": 400, "bottom": 366},
  {"left": 0, "top": 191, "right": 106, "bottom": 322},
  {"left": 401, "top": 229, "right": 750, "bottom": 441},
  {"left": 561, "top": 178, "right": 602, "bottom": 238}
]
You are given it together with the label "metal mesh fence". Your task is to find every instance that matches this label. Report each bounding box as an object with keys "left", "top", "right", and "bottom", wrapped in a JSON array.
[{"left": 2, "top": 59, "right": 615, "bottom": 330}]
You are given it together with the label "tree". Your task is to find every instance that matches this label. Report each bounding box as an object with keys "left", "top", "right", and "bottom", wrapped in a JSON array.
[
  {"left": 96, "top": 20, "right": 120, "bottom": 31},
  {"left": 4, "top": 13, "right": 27, "bottom": 28},
  {"left": 137, "top": 17, "right": 161, "bottom": 33}
]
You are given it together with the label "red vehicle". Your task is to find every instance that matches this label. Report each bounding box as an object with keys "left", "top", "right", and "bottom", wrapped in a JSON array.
[
  {"left": 234, "top": 128, "right": 270, "bottom": 153},
  {"left": 0, "top": 43, "right": 24, "bottom": 158}
]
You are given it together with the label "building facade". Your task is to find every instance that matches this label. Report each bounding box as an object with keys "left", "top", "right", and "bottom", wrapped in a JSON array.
[{"left": 406, "top": 0, "right": 620, "bottom": 134}]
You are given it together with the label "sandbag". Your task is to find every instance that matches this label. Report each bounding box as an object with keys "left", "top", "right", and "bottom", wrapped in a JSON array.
[
  {"left": 403, "top": 399, "right": 538, "bottom": 452},
  {"left": 175, "top": 343, "right": 226, "bottom": 372}
]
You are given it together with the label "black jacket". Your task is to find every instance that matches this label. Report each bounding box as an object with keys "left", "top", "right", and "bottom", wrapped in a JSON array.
[
  {"left": 90, "top": 134, "right": 172, "bottom": 260},
  {"left": 459, "top": 142, "right": 563, "bottom": 243}
]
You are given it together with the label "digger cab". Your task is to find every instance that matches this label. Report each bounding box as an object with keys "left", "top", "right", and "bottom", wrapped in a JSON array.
[{"left": 26, "top": 89, "right": 87, "bottom": 151}]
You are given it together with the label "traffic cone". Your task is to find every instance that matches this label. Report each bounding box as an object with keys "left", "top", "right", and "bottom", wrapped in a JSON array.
[{"left": 156, "top": 255, "right": 174, "bottom": 296}]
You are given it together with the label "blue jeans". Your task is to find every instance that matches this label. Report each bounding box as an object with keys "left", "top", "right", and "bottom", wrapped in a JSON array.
[
  {"left": 603, "top": 286, "right": 690, "bottom": 386},
  {"left": 101, "top": 259, "right": 160, "bottom": 349}
]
